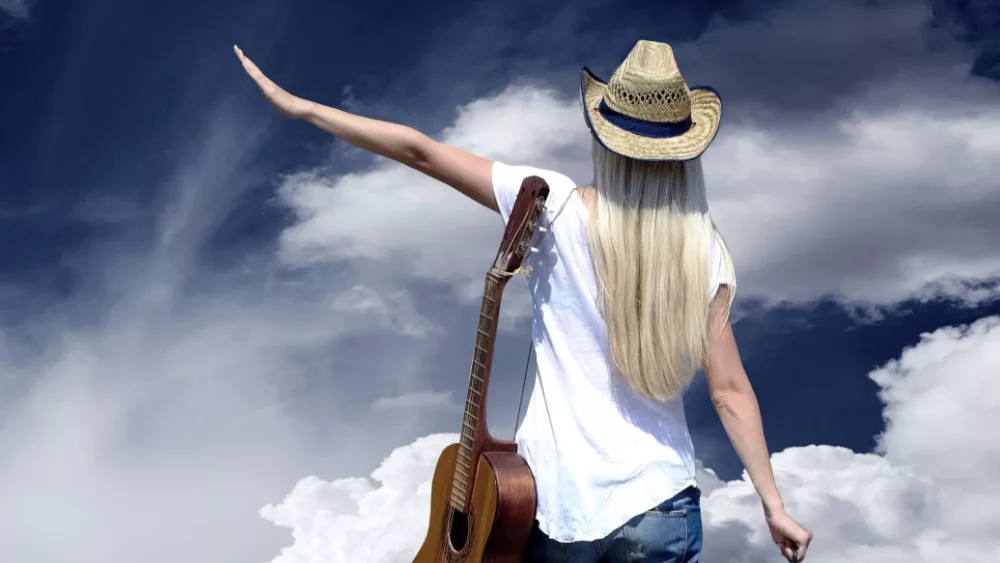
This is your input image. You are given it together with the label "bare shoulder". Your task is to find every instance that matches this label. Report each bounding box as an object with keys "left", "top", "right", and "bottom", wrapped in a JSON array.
[{"left": 578, "top": 184, "right": 596, "bottom": 210}]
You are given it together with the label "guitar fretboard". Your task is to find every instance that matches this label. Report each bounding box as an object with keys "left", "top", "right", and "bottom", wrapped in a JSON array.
[{"left": 449, "top": 271, "right": 505, "bottom": 511}]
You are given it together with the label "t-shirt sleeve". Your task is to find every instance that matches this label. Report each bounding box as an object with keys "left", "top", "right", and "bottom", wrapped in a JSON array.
[
  {"left": 492, "top": 161, "right": 535, "bottom": 224},
  {"left": 710, "top": 229, "right": 737, "bottom": 309}
]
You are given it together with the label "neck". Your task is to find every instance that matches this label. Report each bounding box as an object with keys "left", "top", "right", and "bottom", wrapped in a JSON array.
[{"left": 449, "top": 269, "right": 507, "bottom": 511}]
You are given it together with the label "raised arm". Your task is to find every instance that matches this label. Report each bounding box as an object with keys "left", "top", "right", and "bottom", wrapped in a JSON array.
[
  {"left": 705, "top": 286, "right": 813, "bottom": 562},
  {"left": 233, "top": 45, "right": 498, "bottom": 212}
]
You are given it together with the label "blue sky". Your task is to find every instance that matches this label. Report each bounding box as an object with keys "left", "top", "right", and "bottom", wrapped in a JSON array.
[{"left": 2, "top": 0, "right": 1000, "bottom": 562}]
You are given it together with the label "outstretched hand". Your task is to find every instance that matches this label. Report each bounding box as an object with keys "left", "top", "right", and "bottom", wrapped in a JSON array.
[
  {"left": 234, "top": 45, "right": 311, "bottom": 119},
  {"left": 766, "top": 508, "right": 813, "bottom": 562}
]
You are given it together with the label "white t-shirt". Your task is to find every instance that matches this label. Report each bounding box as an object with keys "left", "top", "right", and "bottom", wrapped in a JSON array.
[{"left": 491, "top": 161, "right": 736, "bottom": 543}]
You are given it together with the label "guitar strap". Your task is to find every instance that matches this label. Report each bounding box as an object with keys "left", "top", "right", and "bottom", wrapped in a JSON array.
[{"left": 510, "top": 184, "right": 583, "bottom": 439}]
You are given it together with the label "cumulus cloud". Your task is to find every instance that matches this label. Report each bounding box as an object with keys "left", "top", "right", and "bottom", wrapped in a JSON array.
[
  {"left": 275, "top": 1, "right": 1000, "bottom": 308},
  {"left": 277, "top": 85, "right": 587, "bottom": 303},
  {"left": 705, "top": 100, "right": 1000, "bottom": 304},
  {"left": 262, "top": 315, "right": 1000, "bottom": 562},
  {"left": 261, "top": 433, "right": 457, "bottom": 563}
]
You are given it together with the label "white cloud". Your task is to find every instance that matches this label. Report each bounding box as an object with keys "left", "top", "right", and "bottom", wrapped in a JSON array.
[
  {"left": 329, "top": 284, "right": 438, "bottom": 337},
  {"left": 0, "top": 0, "right": 32, "bottom": 18},
  {"left": 275, "top": 4, "right": 1000, "bottom": 308},
  {"left": 276, "top": 85, "right": 589, "bottom": 303},
  {"left": 372, "top": 390, "right": 458, "bottom": 410},
  {"left": 0, "top": 280, "right": 401, "bottom": 563},
  {"left": 0, "top": 105, "right": 440, "bottom": 563},
  {"left": 260, "top": 433, "right": 456, "bottom": 563},
  {"left": 705, "top": 98, "right": 1000, "bottom": 304},
  {"left": 262, "top": 315, "right": 1000, "bottom": 562}
]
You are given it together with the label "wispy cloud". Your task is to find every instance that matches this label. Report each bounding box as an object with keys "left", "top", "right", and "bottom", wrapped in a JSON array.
[
  {"left": 372, "top": 390, "right": 458, "bottom": 411},
  {"left": 0, "top": 102, "right": 439, "bottom": 563},
  {"left": 329, "top": 285, "right": 438, "bottom": 338},
  {"left": 0, "top": 0, "right": 32, "bottom": 19}
]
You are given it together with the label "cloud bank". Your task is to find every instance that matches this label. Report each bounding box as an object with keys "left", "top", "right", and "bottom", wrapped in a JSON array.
[
  {"left": 263, "top": 315, "right": 1000, "bottom": 562},
  {"left": 275, "top": 1, "right": 1000, "bottom": 308}
]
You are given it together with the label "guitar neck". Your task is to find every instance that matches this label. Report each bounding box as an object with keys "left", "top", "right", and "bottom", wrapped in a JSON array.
[{"left": 449, "top": 269, "right": 508, "bottom": 511}]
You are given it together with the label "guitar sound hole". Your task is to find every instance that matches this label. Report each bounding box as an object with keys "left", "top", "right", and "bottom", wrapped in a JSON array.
[{"left": 448, "top": 508, "right": 470, "bottom": 552}]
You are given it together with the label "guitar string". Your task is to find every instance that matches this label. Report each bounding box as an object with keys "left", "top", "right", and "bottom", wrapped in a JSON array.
[
  {"left": 451, "top": 187, "right": 580, "bottom": 507},
  {"left": 505, "top": 185, "right": 582, "bottom": 439}
]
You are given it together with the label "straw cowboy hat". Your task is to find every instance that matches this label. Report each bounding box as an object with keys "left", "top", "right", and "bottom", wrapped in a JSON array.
[{"left": 581, "top": 40, "right": 722, "bottom": 162}]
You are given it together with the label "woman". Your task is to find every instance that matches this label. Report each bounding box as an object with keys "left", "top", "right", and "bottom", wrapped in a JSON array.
[{"left": 235, "top": 39, "right": 813, "bottom": 563}]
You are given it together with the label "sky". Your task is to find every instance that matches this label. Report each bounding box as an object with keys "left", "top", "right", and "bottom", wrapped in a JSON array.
[{"left": 1, "top": 0, "right": 999, "bottom": 562}]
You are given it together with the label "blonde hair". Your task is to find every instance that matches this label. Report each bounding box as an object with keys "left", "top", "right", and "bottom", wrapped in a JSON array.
[{"left": 585, "top": 139, "right": 734, "bottom": 401}]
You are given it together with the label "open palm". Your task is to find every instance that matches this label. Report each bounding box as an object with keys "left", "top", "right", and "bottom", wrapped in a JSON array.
[{"left": 233, "top": 45, "right": 310, "bottom": 119}]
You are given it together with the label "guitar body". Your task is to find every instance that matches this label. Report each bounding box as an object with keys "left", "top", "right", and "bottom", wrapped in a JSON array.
[
  {"left": 414, "top": 443, "right": 537, "bottom": 563},
  {"left": 414, "top": 176, "right": 549, "bottom": 563}
]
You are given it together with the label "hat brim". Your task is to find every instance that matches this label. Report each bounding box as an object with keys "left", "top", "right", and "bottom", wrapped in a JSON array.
[{"left": 580, "top": 67, "right": 722, "bottom": 162}]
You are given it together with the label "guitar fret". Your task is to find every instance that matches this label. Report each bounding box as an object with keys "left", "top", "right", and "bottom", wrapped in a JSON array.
[{"left": 449, "top": 186, "right": 546, "bottom": 517}]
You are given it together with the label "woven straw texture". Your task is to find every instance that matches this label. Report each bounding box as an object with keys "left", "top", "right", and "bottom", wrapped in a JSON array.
[{"left": 581, "top": 40, "right": 721, "bottom": 162}]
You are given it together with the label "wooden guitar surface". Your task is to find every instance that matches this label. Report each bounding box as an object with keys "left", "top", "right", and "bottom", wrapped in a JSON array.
[
  {"left": 413, "top": 446, "right": 536, "bottom": 563},
  {"left": 412, "top": 176, "right": 549, "bottom": 563}
]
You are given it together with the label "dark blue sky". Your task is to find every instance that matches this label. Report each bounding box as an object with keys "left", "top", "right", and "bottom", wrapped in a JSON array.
[{"left": 1, "top": 0, "right": 998, "bottom": 499}]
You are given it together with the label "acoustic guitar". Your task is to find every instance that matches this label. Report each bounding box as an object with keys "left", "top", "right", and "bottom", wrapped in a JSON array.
[{"left": 413, "top": 176, "right": 550, "bottom": 563}]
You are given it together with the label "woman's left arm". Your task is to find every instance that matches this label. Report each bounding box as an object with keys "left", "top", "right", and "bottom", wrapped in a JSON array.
[{"left": 234, "top": 45, "right": 498, "bottom": 212}]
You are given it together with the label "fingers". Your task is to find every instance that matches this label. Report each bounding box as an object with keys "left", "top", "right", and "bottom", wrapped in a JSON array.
[
  {"left": 795, "top": 540, "right": 809, "bottom": 562},
  {"left": 797, "top": 528, "right": 813, "bottom": 561},
  {"left": 233, "top": 45, "right": 267, "bottom": 83},
  {"left": 778, "top": 536, "right": 809, "bottom": 562}
]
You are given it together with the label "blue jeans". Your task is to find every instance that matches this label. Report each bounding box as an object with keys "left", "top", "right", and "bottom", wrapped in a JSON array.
[{"left": 525, "top": 486, "right": 703, "bottom": 563}]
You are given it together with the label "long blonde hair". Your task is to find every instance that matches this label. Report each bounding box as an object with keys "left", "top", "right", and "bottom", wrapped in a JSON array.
[{"left": 585, "top": 139, "right": 734, "bottom": 401}]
